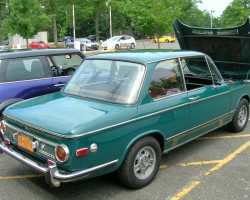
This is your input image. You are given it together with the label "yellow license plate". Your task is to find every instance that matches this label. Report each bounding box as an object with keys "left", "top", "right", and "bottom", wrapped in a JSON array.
[{"left": 18, "top": 134, "right": 34, "bottom": 152}]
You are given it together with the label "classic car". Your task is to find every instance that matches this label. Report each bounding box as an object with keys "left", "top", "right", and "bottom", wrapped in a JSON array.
[
  {"left": 0, "top": 49, "right": 85, "bottom": 119},
  {"left": 101, "top": 35, "right": 136, "bottom": 50},
  {"left": 152, "top": 35, "right": 176, "bottom": 43},
  {"left": 0, "top": 50, "right": 250, "bottom": 189},
  {"left": 29, "top": 41, "right": 50, "bottom": 49}
]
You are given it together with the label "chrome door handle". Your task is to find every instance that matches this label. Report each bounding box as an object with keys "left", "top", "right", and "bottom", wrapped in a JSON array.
[
  {"left": 189, "top": 96, "right": 200, "bottom": 101},
  {"left": 54, "top": 83, "right": 65, "bottom": 87}
]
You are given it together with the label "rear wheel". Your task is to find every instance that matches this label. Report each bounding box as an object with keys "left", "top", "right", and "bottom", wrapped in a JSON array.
[
  {"left": 117, "top": 136, "right": 161, "bottom": 189},
  {"left": 228, "top": 98, "right": 249, "bottom": 132},
  {"left": 131, "top": 43, "right": 135, "bottom": 49},
  {"left": 165, "top": 39, "right": 169, "bottom": 43},
  {"left": 115, "top": 44, "right": 119, "bottom": 50}
]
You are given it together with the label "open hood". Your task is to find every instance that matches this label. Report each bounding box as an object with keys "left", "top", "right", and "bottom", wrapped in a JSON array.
[{"left": 173, "top": 18, "right": 250, "bottom": 80}]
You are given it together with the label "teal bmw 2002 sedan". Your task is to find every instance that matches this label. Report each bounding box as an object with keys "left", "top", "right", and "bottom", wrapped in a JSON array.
[{"left": 1, "top": 50, "right": 250, "bottom": 189}]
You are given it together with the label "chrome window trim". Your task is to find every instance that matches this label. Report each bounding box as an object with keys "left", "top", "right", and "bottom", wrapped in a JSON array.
[{"left": 0, "top": 77, "right": 52, "bottom": 84}]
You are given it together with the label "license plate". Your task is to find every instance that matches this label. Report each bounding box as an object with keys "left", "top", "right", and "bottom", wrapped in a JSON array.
[{"left": 18, "top": 134, "right": 34, "bottom": 152}]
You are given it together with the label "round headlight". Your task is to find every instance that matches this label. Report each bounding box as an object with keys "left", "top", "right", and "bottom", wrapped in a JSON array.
[
  {"left": 55, "top": 144, "right": 69, "bottom": 162},
  {"left": 0, "top": 121, "right": 6, "bottom": 135}
]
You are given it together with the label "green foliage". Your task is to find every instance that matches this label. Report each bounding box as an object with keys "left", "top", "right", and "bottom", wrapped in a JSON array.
[
  {"left": 2, "top": 0, "right": 51, "bottom": 46},
  {"left": 220, "top": 0, "right": 250, "bottom": 26},
  {"left": 0, "top": 0, "right": 248, "bottom": 45}
]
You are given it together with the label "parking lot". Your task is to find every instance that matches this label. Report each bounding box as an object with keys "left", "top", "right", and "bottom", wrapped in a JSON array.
[
  {"left": 0, "top": 120, "right": 249, "bottom": 200},
  {"left": 0, "top": 42, "right": 249, "bottom": 200}
]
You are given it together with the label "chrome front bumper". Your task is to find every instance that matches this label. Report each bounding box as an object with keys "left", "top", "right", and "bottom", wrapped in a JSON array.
[{"left": 0, "top": 141, "right": 118, "bottom": 187}]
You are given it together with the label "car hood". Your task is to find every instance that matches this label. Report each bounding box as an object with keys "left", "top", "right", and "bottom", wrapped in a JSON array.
[
  {"left": 4, "top": 92, "right": 137, "bottom": 138},
  {"left": 173, "top": 19, "right": 250, "bottom": 79}
]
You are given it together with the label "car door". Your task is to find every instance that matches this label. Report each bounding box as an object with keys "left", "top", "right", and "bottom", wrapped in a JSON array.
[
  {"left": 181, "top": 56, "right": 230, "bottom": 138},
  {"left": 138, "top": 59, "right": 190, "bottom": 150}
]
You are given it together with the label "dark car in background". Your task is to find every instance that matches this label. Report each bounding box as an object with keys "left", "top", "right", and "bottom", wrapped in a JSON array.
[
  {"left": 66, "top": 38, "right": 99, "bottom": 51},
  {"left": 87, "top": 35, "right": 107, "bottom": 42},
  {"left": 0, "top": 49, "right": 85, "bottom": 119},
  {"left": 58, "top": 36, "right": 74, "bottom": 42}
]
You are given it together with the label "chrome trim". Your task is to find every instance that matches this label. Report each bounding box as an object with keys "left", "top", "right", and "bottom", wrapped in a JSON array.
[
  {"left": 165, "top": 110, "right": 235, "bottom": 142},
  {"left": 4, "top": 122, "right": 58, "bottom": 147},
  {"left": 0, "top": 77, "right": 52, "bottom": 85},
  {"left": 0, "top": 141, "right": 118, "bottom": 187},
  {"left": 4, "top": 89, "right": 231, "bottom": 139},
  {"left": 55, "top": 144, "right": 70, "bottom": 163},
  {"left": 188, "top": 91, "right": 230, "bottom": 104}
]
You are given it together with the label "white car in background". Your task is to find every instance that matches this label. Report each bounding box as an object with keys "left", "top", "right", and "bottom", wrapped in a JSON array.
[{"left": 101, "top": 35, "right": 136, "bottom": 50}]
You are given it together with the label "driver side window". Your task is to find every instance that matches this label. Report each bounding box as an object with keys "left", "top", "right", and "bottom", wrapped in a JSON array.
[{"left": 149, "top": 59, "right": 184, "bottom": 99}]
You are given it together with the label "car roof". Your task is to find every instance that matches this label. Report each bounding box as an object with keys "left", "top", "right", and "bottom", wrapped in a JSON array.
[
  {"left": 0, "top": 48, "right": 84, "bottom": 59},
  {"left": 86, "top": 50, "right": 206, "bottom": 64}
]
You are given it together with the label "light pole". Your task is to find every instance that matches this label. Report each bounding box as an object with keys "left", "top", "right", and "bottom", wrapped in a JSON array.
[
  {"left": 72, "top": 4, "right": 76, "bottom": 41},
  {"left": 210, "top": 10, "right": 215, "bottom": 28},
  {"left": 106, "top": 0, "right": 112, "bottom": 38}
]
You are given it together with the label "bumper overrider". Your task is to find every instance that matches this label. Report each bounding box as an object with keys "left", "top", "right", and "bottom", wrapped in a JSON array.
[{"left": 0, "top": 141, "right": 118, "bottom": 187}]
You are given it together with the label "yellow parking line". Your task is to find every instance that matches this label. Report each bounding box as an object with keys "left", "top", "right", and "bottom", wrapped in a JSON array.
[
  {"left": 170, "top": 181, "right": 201, "bottom": 200},
  {"left": 178, "top": 160, "right": 222, "bottom": 167},
  {"left": 0, "top": 174, "right": 42, "bottom": 180},
  {"left": 198, "top": 134, "right": 250, "bottom": 140},
  {"left": 205, "top": 140, "right": 250, "bottom": 176},
  {"left": 169, "top": 140, "right": 250, "bottom": 199}
]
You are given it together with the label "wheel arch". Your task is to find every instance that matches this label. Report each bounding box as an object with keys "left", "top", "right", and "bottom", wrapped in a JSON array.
[
  {"left": 241, "top": 94, "right": 250, "bottom": 103},
  {"left": 117, "top": 131, "right": 165, "bottom": 167}
]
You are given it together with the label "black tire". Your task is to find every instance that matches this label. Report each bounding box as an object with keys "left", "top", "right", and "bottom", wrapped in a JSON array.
[
  {"left": 80, "top": 45, "right": 85, "bottom": 51},
  {"left": 131, "top": 43, "right": 135, "bottom": 49},
  {"left": 228, "top": 98, "right": 249, "bottom": 133},
  {"left": 165, "top": 39, "right": 169, "bottom": 43},
  {"left": 115, "top": 44, "right": 119, "bottom": 50},
  {"left": 117, "top": 136, "right": 161, "bottom": 189},
  {"left": 153, "top": 40, "right": 156, "bottom": 43}
]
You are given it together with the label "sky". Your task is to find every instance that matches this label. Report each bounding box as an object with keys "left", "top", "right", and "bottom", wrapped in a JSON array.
[{"left": 197, "top": 0, "right": 233, "bottom": 17}]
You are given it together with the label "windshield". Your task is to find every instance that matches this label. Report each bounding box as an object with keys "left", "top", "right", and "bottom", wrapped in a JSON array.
[
  {"left": 63, "top": 59, "right": 145, "bottom": 104},
  {"left": 111, "top": 36, "right": 121, "bottom": 41}
]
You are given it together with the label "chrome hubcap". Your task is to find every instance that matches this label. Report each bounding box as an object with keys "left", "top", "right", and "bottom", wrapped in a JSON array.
[
  {"left": 238, "top": 105, "right": 248, "bottom": 127},
  {"left": 134, "top": 146, "right": 156, "bottom": 179}
]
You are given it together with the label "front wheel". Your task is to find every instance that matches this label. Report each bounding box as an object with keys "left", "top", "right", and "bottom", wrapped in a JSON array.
[
  {"left": 117, "top": 136, "right": 161, "bottom": 189},
  {"left": 228, "top": 98, "right": 249, "bottom": 133},
  {"left": 131, "top": 43, "right": 135, "bottom": 49}
]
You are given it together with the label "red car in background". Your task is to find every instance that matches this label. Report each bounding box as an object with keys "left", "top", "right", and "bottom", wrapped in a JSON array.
[{"left": 29, "top": 41, "right": 50, "bottom": 48}]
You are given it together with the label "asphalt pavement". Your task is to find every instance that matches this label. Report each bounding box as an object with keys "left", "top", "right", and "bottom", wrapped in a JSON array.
[
  {"left": 0, "top": 42, "right": 249, "bottom": 200},
  {"left": 0, "top": 123, "right": 249, "bottom": 200}
]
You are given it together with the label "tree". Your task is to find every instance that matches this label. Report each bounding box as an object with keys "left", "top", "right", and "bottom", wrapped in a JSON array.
[
  {"left": 220, "top": 0, "right": 250, "bottom": 26},
  {"left": 3, "top": 0, "right": 51, "bottom": 47}
]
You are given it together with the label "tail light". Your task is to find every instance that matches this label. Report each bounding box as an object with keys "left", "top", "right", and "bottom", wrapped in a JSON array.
[
  {"left": 55, "top": 144, "right": 69, "bottom": 162},
  {"left": 0, "top": 121, "right": 6, "bottom": 135}
]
